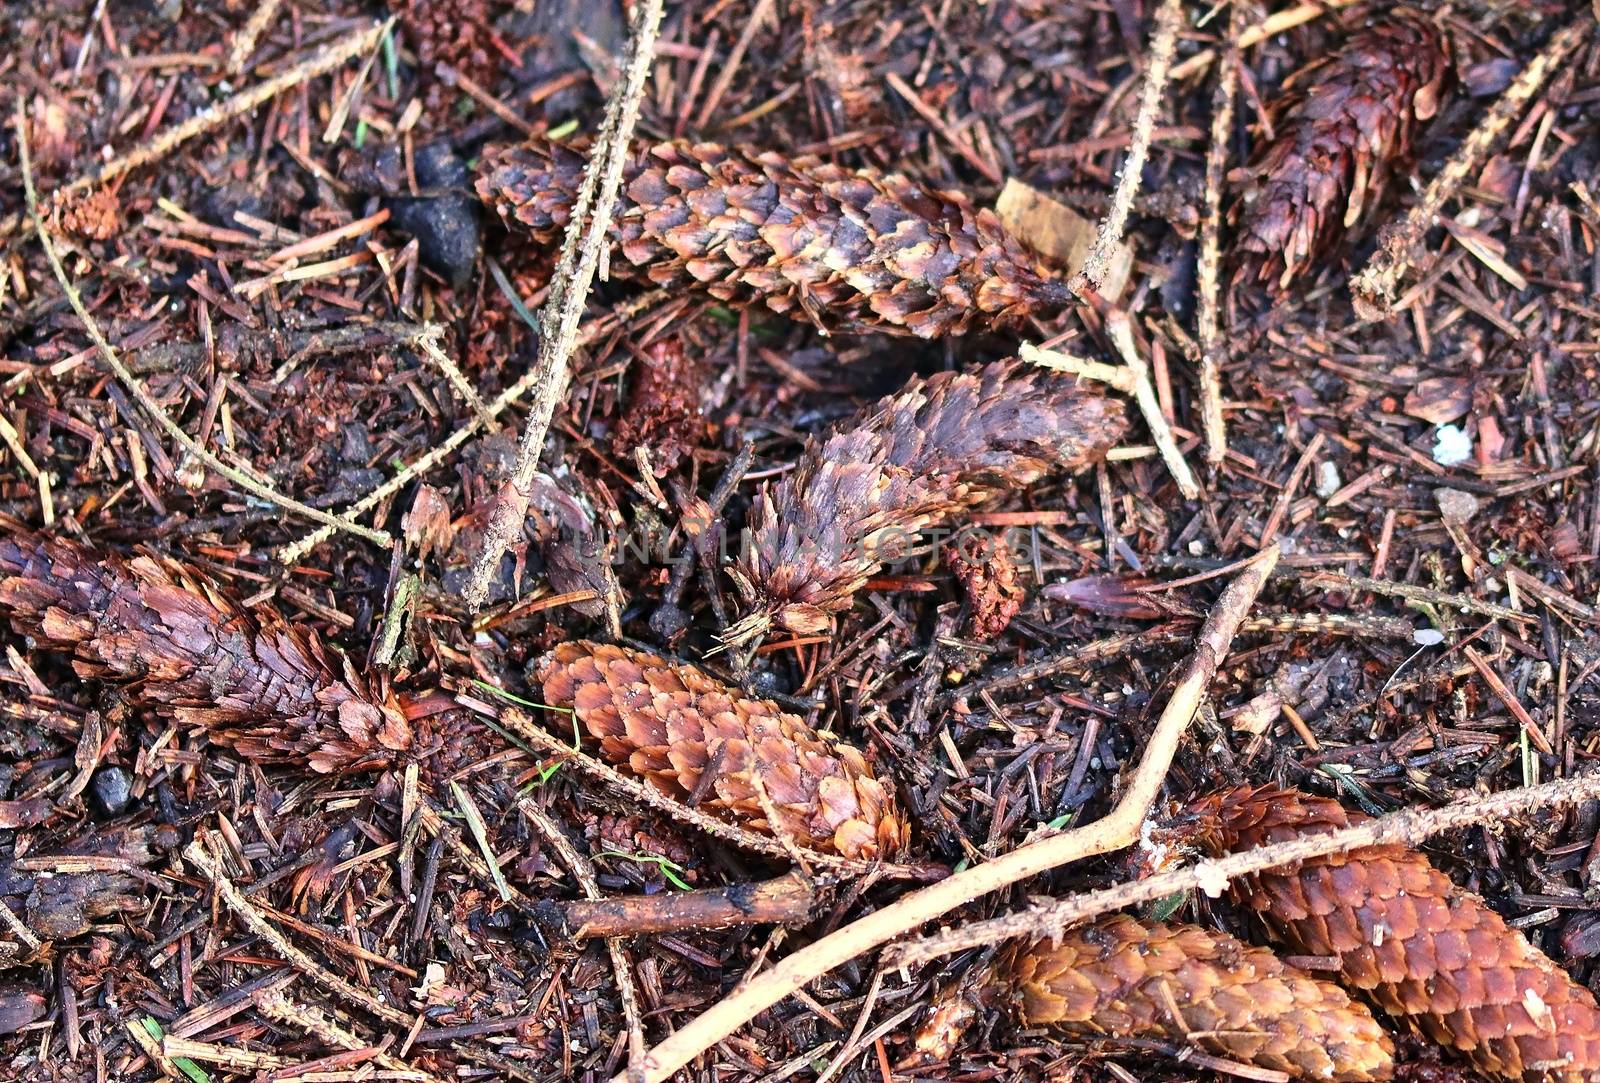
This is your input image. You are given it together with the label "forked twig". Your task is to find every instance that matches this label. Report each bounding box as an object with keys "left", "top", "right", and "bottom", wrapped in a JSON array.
[
  {"left": 887, "top": 770, "right": 1600, "bottom": 966},
  {"left": 615, "top": 545, "right": 1279, "bottom": 1083}
]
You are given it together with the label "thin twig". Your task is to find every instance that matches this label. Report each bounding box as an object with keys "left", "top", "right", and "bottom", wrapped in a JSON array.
[
  {"left": 1073, "top": 0, "right": 1183, "bottom": 292},
  {"left": 15, "top": 103, "right": 391, "bottom": 548},
  {"left": 1168, "top": 0, "right": 1362, "bottom": 81},
  {"left": 616, "top": 546, "right": 1279, "bottom": 1083},
  {"left": 227, "top": 0, "right": 288, "bottom": 74},
  {"left": 518, "top": 799, "right": 648, "bottom": 1083},
  {"left": 256, "top": 990, "right": 442, "bottom": 1082},
  {"left": 463, "top": 0, "right": 667, "bottom": 609},
  {"left": 887, "top": 770, "right": 1600, "bottom": 967},
  {"left": 1350, "top": 14, "right": 1591, "bottom": 318},
  {"left": 186, "top": 834, "right": 411, "bottom": 1028},
  {"left": 64, "top": 18, "right": 393, "bottom": 195},
  {"left": 412, "top": 325, "right": 493, "bottom": 425},
  {"left": 1196, "top": 11, "right": 1240, "bottom": 467}
]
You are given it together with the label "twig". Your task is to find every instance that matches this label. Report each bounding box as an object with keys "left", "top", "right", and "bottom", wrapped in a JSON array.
[
  {"left": 277, "top": 289, "right": 671, "bottom": 565},
  {"left": 185, "top": 833, "right": 411, "bottom": 1028},
  {"left": 1168, "top": 0, "right": 1362, "bottom": 81},
  {"left": 227, "top": 0, "right": 288, "bottom": 74},
  {"left": 518, "top": 799, "right": 647, "bottom": 1083},
  {"left": 1350, "top": 14, "right": 1592, "bottom": 319},
  {"left": 15, "top": 103, "right": 391, "bottom": 549},
  {"left": 412, "top": 325, "right": 492, "bottom": 425},
  {"left": 1196, "top": 11, "right": 1240, "bottom": 467},
  {"left": 531, "top": 871, "right": 816, "bottom": 940},
  {"left": 887, "top": 770, "right": 1600, "bottom": 967},
  {"left": 64, "top": 19, "right": 392, "bottom": 195},
  {"left": 616, "top": 545, "right": 1279, "bottom": 1083},
  {"left": 1023, "top": 328, "right": 1200, "bottom": 501},
  {"left": 462, "top": 0, "right": 667, "bottom": 609},
  {"left": 256, "top": 990, "right": 442, "bottom": 1082},
  {"left": 1073, "top": 0, "right": 1183, "bottom": 292}
]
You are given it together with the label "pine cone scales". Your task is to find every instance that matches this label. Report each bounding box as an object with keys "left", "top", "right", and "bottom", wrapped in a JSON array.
[
  {"left": 476, "top": 138, "right": 1074, "bottom": 337},
  {"left": 1004, "top": 914, "right": 1396, "bottom": 1081},
  {"left": 0, "top": 534, "right": 412, "bottom": 773},
  {"left": 1233, "top": 13, "right": 1450, "bottom": 289},
  {"left": 735, "top": 360, "right": 1125, "bottom": 638},
  {"left": 1190, "top": 786, "right": 1600, "bottom": 1081},
  {"left": 534, "top": 641, "right": 906, "bottom": 860}
]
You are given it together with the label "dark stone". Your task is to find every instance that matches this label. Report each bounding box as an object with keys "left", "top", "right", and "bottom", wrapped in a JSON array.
[
  {"left": 88, "top": 766, "right": 132, "bottom": 818},
  {"left": 385, "top": 143, "right": 482, "bottom": 290}
]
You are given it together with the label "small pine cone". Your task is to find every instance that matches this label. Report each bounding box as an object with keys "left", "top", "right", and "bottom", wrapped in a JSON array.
[
  {"left": 0, "top": 533, "right": 414, "bottom": 773},
  {"left": 946, "top": 530, "right": 1024, "bottom": 640},
  {"left": 1188, "top": 785, "right": 1600, "bottom": 1082},
  {"left": 476, "top": 137, "right": 1074, "bottom": 338},
  {"left": 1232, "top": 13, "right": 1451, "bottom": 290},
  {"left": 534, "top": 640, "right": 906, "bottom": 860},
  {"left": 1002, "top": 914, "right": 1396, "bottom": 1081},
  {"left": 733, "top": 360, "right": 1124, "bottom": 639},
  {"left": 610, "top": 337, "right": 704, "bottom": 475},
  {"left": 391, "top": 0, "right": 498, "bottom": 92}
]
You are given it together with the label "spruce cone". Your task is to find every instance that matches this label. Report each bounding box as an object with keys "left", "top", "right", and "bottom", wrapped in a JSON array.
[
  {"left": 0, "top": 533, "right": 419, "bottom": 773},
  {"left": 1002, "top": 914, "right": 1396, "bottom": 1081},
  {"left": 947, "top": 529, "right": 1024, "bottom": 640},
  {"left": 1232, "top": 13, "right": 1451, "bottom": 290},
  {"left": 1189, "top": 785, "right": 1600, "bottom": 1082},
  {"left": 476, "top": 137, "right": 1074, "bottom": 338},
  {"left": 732, "top": 360, "right": 1124, "bottom": 639},
  {"left": 534, "top": 640, "right": 906, "bottom": 860}
]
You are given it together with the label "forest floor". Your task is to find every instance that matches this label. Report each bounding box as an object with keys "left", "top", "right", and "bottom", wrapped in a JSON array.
[{"left": 1, "top": 1, "right": 1599, "bottom": 1081}]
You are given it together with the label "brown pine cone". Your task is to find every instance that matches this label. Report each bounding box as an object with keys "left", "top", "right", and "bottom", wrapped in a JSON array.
[
  {"left": 731, "top": 360, "right": 1124, "bottom": 640},
  {"left": 1188, "top": 785, "right": 1600, "bottom": 1082},
  {"left": 1002, "top": 914, "right": 1396, "bottom": 1081},
  {"left": 946, "top": 529, "right": 1024, "bottom": 640},
  {"left": 1232, "top": 12, "right": 1451, "bottom": 290},
  {"left": 0, "top": 533, "right": 419, "bottom": 773},
  {"left": 534, "top": 640, "right": 906, "bottom": 860},
  {"left": 476, "top": 137, "right": 1074, "bottom": 338}
]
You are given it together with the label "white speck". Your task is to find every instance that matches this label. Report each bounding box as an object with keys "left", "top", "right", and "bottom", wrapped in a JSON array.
[
  {"left": 1194, "top": 859, "right": 1231, "bottom": 898},
  {"left": 1315, "top": 461, "right": 1341, "bottom": 498},
  {"left": 1432, "top": 424, "right": 1472, "bottom": 467},
  {"left": 1524, "top": 987, "right": 1556, "bottom": 1032},
  {"left": 1371, "top": 922, "right": 1388, "bottom": 947},
  {"left": 1413, "top": 628, "right": 1445, "bottom": 647}
]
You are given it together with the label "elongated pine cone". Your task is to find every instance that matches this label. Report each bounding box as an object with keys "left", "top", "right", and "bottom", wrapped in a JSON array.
[
  {"left": 1190, "top": 785, "right": 1600, "bottom": 1081},
  {"left": 0, "top": 533, "right": 419, "bottom": 773},
  {"left": 534, "top": 640, "right": 905, "bottom": 860},
  {"left": 1232, "top": 13, "right": 1450, "bottom": 289},
  {"left": 476, "top": 137, "right": 1074, "bottom": 338},
  {"left": 732, "top": 360, "right": 1124, "bottom": 639},
  {"left": 1003, "top": 914, "right": 1395, "bottom": 1080}
]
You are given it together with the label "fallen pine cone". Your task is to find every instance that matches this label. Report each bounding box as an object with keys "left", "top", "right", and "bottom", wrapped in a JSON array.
[
  {"left": 1232, "top": 12, "right": 1451, "bottom": 290},
  {"left": 534, "top": 640, "right": 906, "bottom": 860},
  {"left": 730, "top": 359, "right": 1124, "bottom": 641},
  {"left": 1188, "top": 785, "right": 1600, "bottom": 1082},
  {"left": 912, "top": 913, "right": 1395, "bottom": 1081},
  {"left": 476, "top": 137, "right": 1074, "bottom": 338},
  {"left": 946, "top": 529, "right": 1024, "bottom": 640},
  {"left": 0, "top": 532, "right": 429, "bottom": 773}
]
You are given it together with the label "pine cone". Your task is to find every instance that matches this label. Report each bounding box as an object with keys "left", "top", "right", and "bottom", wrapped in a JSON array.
[
  {"left": 0, "top": 533, "right": 419, "bottom": 773},
  {"left": 391, "top": 0, "right": 498, "bottom": 93},
  {"left": 534, "top": 640, "right": 906, "bottom": 860},
  {"left": 476, "top": 137, "right": 1074, "bottom": 338},
  {"left": 1231, "top": 13, "right": 1451, "bottom": 290},
  {"left": 732, "top": 360, "right": 1124, "bottom": 640},
  {"left": 946, "top": 529, "right": 1024, "bottom": 640},
  {"left": 1189, "top": 785, "right": 1600, "bottom": 1082},
  {"left": 1003, "top": 914, "right": 1396, "bottom": 1081}
]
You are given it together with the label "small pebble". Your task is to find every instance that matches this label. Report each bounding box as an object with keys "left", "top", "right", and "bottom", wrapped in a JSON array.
[
  {"left": 386, "top": 144, "right": 482, "bottom": 291},
  {"left": 1315, "top": 460, "right": 1341, "bottom": 498},
  {"left": 88, "top": 765, "right": 132, "bottom": 818}
]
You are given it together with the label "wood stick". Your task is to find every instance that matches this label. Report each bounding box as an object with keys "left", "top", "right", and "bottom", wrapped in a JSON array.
[
  {"left": 887, "top": 770, "right": 1600, "bottom": 967},
  {"left": 1196, "top": 11, "right": 1240, "bottom": 467},
  {"left": 533, "top": 872, "right": 816, "bottom": 940},
  {"left": 615, "top": 545, "right": 1279, "bottom": 1083}
]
